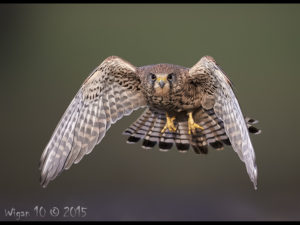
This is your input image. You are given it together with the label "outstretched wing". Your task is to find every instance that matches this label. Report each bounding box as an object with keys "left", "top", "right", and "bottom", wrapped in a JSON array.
[
  {"left": 188, "top": 56, "right": 258, "bottom": 189},
  {"left": 39, "top": 56, "right": 146, "bottom": 187}
]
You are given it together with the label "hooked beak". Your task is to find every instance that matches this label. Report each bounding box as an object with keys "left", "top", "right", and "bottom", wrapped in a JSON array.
[
  {"left": 159, "top": 80, "right": 165, "bottom": 88},
  {"left": 157, "top": 76, "right": 167, "bottom": 88}
]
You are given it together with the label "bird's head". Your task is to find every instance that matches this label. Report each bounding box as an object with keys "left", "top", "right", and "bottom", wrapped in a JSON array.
[
  {"left": 149, "top": 72, "right": 175, "bottom": 96},
  {"left": 140, "top": 64, "right": 186, "bottom": 97}
]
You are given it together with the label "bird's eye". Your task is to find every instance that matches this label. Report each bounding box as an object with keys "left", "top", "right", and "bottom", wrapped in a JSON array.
[
  {"left": 150, "top": 73, "right": 156, "bottom": 80},
  {"left": 167, "top": 73, "right": 174, "bottom": 81}
]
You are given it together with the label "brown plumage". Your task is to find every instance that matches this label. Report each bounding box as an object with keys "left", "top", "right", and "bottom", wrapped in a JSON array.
[{"left": 39, "top": 56, "right": 261, "bottom": 189}]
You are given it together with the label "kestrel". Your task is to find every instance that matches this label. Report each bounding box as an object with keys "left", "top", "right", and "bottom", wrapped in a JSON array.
[{"left": 39, "top": 56, "right": 261, "bottom": 189}]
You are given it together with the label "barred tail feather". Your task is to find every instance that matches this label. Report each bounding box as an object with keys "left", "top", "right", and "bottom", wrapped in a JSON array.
[
  {"left": 174, "top": 122, "right": 190, "bottom": 152},
  {"left": 123, "top": 108, "right": 154, "bottom": 143},
  {"left": 245, "top": 117, "right": 261, "bottom": 135},
  {"left": 123, "top": 108, "right": 261, "bottom": 155},
  {"left": 124, "top": 109, "right": 172, "bottom": 151}
]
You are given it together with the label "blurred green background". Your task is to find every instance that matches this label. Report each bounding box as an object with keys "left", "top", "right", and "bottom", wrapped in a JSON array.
[{"left": 0, "top": 4, "right": 300, "bottom": 221}]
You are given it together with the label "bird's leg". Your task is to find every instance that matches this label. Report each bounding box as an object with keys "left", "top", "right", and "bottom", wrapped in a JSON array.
[
  {"left": 187, "top": 112, "right": 204, "bottom": 135},
  {"left": 161, "top": 112, "right": 177, "bottom": 133}
]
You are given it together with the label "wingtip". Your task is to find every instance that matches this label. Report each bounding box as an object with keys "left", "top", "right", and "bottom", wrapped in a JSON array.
[
  {"left": 39, "top": 175, "right": 48, "bottom": 188},
  {"left": 253, "top": 180, "right": 258, "bottom": 190},
  {"left": 252, "top": 167, "right": 258, "bottom": 190},
  {"left": 39, "top": 168, "right": 52, "bottom": 188}
]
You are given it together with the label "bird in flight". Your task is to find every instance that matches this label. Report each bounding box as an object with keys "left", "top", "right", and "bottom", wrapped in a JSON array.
[{"left": 39, "top": 56, "right": 261, "bottom": 189}]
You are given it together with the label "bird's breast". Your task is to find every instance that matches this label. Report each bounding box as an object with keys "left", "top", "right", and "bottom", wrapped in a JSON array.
[{"left": 146, "top": 95, "right": 177, "bottom": 111}]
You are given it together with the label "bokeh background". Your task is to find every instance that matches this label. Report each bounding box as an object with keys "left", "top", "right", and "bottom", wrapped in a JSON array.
[{"left": 0, "top": 4, "right": 299, "bottom": 221}]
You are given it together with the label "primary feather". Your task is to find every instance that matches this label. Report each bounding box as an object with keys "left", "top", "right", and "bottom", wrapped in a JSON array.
[
  {"left": 188, "top": 56, "right": 258, "bottom": 189},
  {"left": 39, "top": 56, "right": 146, "bottom": 187}
]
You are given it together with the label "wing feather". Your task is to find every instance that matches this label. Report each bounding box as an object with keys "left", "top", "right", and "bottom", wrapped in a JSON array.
[
  {"left": 189, "top": 56, "right": 258, "bottom": 189},
  {"left": 39, "top": 56, "right": 146, "bottom": 187},
  {"left": 107, "top": 86, "right": 119, "bottom": 124},
  {"left": 112, "top": 83, "right": 124, "bottom": 120}
]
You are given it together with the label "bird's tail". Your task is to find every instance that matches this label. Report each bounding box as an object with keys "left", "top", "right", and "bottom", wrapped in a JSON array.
[
  {"left": 123, "top": 108, "right": 172, "bottom": 150},
  {"left": 123, "top": 108, "right": 261, "bottom": 153}
]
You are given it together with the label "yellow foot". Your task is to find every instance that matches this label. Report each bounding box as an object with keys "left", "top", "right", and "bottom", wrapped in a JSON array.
[
  {"left": 161, "top": 113, "right": 177, "bottom": 133},
  {"left": 188, "top": 112, "right": 204, "bottom": 135}
]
